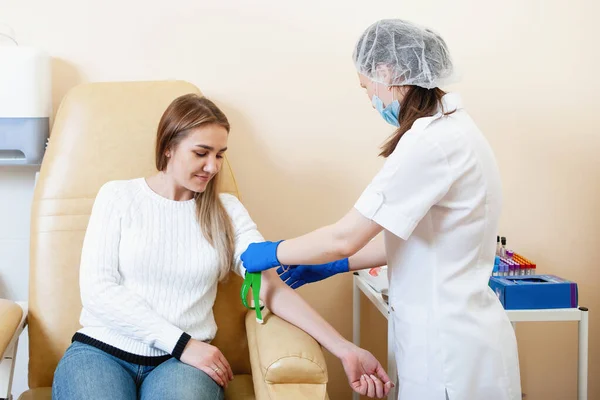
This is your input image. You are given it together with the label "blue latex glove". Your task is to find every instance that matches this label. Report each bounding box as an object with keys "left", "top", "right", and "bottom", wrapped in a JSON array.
[
  {"left": 241, "top": 240, "right": 284, "bottom": 273},
  {"left": 277, "top": 258, "right": 349, "bottom": 289}
]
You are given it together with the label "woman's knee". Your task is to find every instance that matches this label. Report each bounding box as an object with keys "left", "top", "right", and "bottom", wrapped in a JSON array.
[{"left": 141, "top": 359, "right": 223, "bottom": 400}]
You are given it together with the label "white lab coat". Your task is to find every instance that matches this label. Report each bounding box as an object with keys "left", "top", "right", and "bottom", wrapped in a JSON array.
[{"left": 354, "top": 93, "right": 521, "bottom": 400}]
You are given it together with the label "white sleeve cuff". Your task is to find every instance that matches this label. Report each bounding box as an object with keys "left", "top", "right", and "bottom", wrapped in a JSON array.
[
  {"left": 152, "top": 323, "right": 185, "bottom": 354},
  {"left": 354, "top": 190, "right": 416, "bottom": 240}
]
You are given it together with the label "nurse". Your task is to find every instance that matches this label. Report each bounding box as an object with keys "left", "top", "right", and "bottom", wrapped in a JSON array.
[{"left": 241, "top": 18, "right": 521, "bottom": 400}]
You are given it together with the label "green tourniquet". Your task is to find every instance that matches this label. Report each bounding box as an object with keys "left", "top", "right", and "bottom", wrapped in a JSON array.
[{"left": 241, "top": 271, "right": 263, "bottom": 322}]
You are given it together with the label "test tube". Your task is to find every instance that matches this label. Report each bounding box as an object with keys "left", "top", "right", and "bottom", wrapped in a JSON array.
[
  {"left": 518, "top": 255, "right": 534, "bottom": 275},
  {"left": 511, "top": 260, "right": 519, "bottom": 276},
  {"left": 516, "top": 260, "right": 523, "bottom": 276},
  {"left": 505, "top": 251, "right": 516, "bottom": 275},
  {"left": 530, "top": 264, "right": 537, "bottom": 276},
  {"left": 514, "top": 254, "right": 527, "bottom": 275}
]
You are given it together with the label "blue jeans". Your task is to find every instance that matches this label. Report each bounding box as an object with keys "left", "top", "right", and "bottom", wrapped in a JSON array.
[{"left": 52, "top": 342, "right": 224, "bottom": 400}]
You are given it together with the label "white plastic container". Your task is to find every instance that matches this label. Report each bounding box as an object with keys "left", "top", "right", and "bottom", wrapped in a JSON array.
[{"left": 0, "top": 45, "right": 51, "bottom": 165}]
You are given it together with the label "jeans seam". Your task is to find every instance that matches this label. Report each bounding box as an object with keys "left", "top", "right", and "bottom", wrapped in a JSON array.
[{"left": 135, "top": 365, "right": 144, "bottom": 386}]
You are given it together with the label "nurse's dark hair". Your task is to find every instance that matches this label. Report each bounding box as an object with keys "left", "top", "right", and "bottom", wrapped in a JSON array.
[
  {"left": 155, "top": 93, "right": 234, "bottom": 281},
  {"left": 380, "top": 86, "right": 455, "bottom": 158}
]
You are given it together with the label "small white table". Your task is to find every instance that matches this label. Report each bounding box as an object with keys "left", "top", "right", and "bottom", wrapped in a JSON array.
[{"left": 352, "top": 273, "right": 589, "bottom": 400}]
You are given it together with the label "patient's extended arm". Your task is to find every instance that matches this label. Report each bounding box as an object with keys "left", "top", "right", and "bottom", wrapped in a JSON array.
[
  {"left": 227, "top": 195, "right": 392, "bottom": 398},
  {"left": 259, "top": 269, "right": 393, "bottom": 398}
]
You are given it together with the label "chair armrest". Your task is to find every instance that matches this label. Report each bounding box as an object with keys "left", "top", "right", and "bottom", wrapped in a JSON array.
[
  {"left": 246, "top": 310, "right": 328, "bottom": 399},
  {"left": 0, "top": 300, "right": 27, "bottom": 358},
  {"left": 0, "top": 300, "right": 27, "bottom": 400}
]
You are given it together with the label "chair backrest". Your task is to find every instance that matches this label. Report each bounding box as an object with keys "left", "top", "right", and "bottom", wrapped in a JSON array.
[{"left": 28, "top": 81, "right": 251, "bottom": 389}]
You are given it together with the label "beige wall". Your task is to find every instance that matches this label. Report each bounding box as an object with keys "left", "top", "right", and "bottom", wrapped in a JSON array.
[{"left": 4, "top": 0, "right": 599, "bottom": 399}]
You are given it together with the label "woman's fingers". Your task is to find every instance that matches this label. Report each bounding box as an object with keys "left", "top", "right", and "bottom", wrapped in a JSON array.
[
  {"left": 374, "top": 362, "right": 392, "bottom": 386},
  {"left": 365, "top": 374, "right": 375, "bottom": 398},
  {"left": 215, "top": 364, "right": 229, "bottom": 387},
  {"left": 356, "top": 375, "right": 367, "bottom": 395},
  {"left": 201, "top": 366, "right": 225, "bottom": 387},
  {"left": 384, "top": 381, "right": 393, "bottom": 396},
  {"left": 370, "top": 374, "right": 384, "bottom": 398},
  {"left": 217, "top": 354, "right": 233, "bottom": 381}
]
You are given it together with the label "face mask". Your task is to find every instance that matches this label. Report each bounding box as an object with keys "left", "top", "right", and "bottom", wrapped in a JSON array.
[{"left": 372, "top": 95, "right": 400, "bottom": 127}]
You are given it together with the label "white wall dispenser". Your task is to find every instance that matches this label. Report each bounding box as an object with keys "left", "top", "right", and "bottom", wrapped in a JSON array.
[{"left": 0, "top": 27, "right": 51, "bottom": 166}]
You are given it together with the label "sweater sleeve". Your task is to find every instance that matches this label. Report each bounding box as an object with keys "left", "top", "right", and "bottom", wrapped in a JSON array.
[
  {"left": 79, "top": 181, "right": 190, "bottom": 357},
  {"left": 220, "top": 193, "right": 265, "bottom": 278}
]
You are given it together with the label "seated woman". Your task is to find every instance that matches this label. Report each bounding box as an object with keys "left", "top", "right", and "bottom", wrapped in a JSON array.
[{"left": 51, "top": 94, "right": 392, "bottom": 400}]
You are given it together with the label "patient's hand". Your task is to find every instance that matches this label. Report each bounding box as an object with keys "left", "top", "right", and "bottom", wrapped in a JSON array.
[
  {"left": 259, "top": 269, "right": 392, "bottom": 397},
  {"left": 180, "top": 339, "right": 233, "bottom": 388},
  {"left": 340, "top": 344, "right": 393, "bottom": 398}
]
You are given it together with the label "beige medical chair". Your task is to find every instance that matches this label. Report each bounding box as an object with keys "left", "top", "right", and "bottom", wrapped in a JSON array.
[{"left": 0, "top": 81, "right": 329, "bottom": 400}]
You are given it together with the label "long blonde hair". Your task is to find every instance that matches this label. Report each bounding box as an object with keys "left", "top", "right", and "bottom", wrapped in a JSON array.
[{"left": 155, "top": 94, "right": 234, "bottom": 280}]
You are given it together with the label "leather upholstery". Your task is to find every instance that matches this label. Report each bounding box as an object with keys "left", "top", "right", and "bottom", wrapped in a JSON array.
[
  {"left": 246, "top": 311, "right": 328, "bottom": 399},
  {"left": 16, "top": 387, "right": 51, "bottom": 400},
  {"left": 21, "top": 80, "right": 328, "bottom": 399},
  {"left": 0, "top": 299, "right": 22, "bottom": 357}
]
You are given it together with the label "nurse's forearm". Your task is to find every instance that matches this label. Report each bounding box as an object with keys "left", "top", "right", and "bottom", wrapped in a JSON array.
[
  {"left": 276, "top": 208, "right": 383, "bottom": 266},
  {"left": 348, "top": 235, "right": 387, "bottom": 271},
  {"left": 276, "top": 224, "right": 348, "bottom": 265},
  {"left": 260, "top": 269, "right": 352, "bottom": 358}
]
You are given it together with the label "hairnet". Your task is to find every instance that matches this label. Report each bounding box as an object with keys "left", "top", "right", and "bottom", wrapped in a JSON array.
[{"left": 353, "top": 19, "right": 455, "bottom": 89}]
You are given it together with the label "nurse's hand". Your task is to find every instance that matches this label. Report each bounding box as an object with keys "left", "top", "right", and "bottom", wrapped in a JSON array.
[
  {"left": 241, "top": 240, "right": 284, "bottom": 273},
  {"left": 277, "top": 258, "right": 350, "bottom": 289},
  {"left": 339, "top": 344, "right": 393, "bottom": 398}
]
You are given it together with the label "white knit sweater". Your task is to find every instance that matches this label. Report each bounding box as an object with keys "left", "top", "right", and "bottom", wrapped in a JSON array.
[{"left": 77, "top": 178, "right": 263, "bottom": 359}]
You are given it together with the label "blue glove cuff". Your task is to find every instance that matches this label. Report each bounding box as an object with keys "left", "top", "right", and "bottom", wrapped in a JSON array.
[
  {"left": 329, "top": 258, "right": 350, "bottom": 274},
  {"left": 270, "top": 240, "right": 284, "bottom": 266}
]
